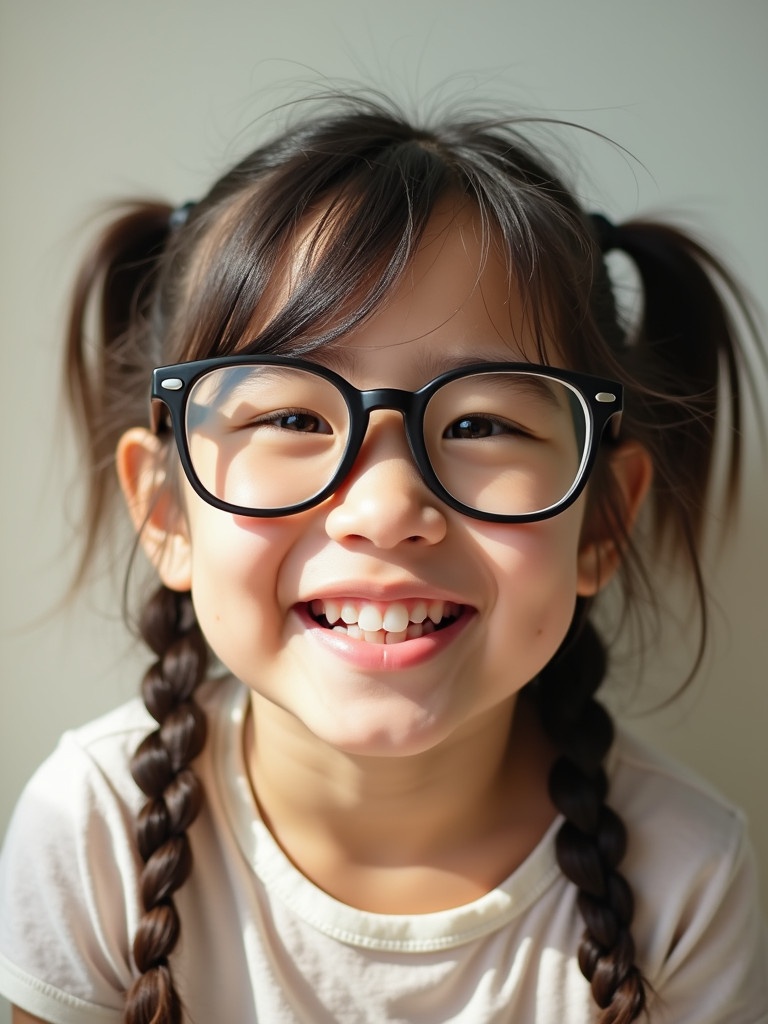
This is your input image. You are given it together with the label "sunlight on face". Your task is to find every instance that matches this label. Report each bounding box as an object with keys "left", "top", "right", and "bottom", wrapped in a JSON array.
[{"left": 173, "top": 199, "right": 595, "bottom": 762}]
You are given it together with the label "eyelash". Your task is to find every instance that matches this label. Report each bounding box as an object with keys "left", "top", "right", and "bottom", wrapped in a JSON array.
[
  {"left": 444, "top": 415, "right": 533, "bottom": 440},
  {"left": 246, "top": 408, "right": 332, "bottom": 434}
]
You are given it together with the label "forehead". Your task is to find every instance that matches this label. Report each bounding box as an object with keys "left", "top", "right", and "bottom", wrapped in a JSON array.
[
  {"left": 312, "top": 200, "right": 554, "bottom": 385},
  {"left": 215, "top": 187, "right": 559, "bottom": 386}
]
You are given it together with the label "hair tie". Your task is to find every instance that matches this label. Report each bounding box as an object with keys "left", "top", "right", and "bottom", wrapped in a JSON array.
[
  {"left": 169, "top": 201, "right": 196, "bottom": 232},
  {"left": 590, "top": 213, "right": 621, "bottom": 254}
]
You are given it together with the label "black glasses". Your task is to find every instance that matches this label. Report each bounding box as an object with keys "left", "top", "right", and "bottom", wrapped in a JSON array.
[{"left": 151, "top": 356, "right": 622, "bottom": 523}]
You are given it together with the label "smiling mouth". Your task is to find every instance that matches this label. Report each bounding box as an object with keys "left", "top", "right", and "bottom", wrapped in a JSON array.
[{"left": 307, "top": 599, "right": 465, "bottom": 645}]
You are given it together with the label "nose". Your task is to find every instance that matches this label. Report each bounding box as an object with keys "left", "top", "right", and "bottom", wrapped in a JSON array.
[{"left": 324, "top": 412, "right": 448, "bottom": 549}]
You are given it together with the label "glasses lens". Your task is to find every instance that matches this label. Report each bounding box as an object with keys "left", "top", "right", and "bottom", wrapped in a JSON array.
[
  {"left": 183, "top": 364, "right": 591, "bottom": 518},
  {"left": 423, "top": 372, "right": 590, "bottom": 516},
  {"left": 185, "top": 365, "right": 350, "bottom": 510}
]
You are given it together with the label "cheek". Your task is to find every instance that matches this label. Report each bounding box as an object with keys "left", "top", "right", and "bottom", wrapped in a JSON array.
[
  {"left": 184, "top": 506, "right": 298, "bottom": 662},
  {"left": 473, "top": 515, "right": 584, "bottom": 652}
]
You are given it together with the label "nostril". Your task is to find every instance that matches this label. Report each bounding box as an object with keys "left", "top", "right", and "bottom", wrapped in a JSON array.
[{"left": 324, "top": 473, "right": 449, "bottom": 549}]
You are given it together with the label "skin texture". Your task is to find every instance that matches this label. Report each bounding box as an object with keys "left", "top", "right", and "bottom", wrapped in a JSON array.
[{"left": 118, "top": 201, "right": 651, "bottom": 915}]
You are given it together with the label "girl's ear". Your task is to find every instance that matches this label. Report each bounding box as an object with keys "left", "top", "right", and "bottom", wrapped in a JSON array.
[
  {"left": 577, "top": 441, "right": 653, "bottom": 596},
  {"left": 116, "top": 427, "right": 193, "bottom": 592}
]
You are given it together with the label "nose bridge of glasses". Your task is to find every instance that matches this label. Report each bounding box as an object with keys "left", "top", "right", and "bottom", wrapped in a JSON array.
[
  {"left": 345, "top": 386, "right": 426, "bottom": 477},
  {"left": 359, "top": 386, "right": 419, "bottom": 416},
  {"left": 355, "top": 386, "right": 426, "bottom": 453}
]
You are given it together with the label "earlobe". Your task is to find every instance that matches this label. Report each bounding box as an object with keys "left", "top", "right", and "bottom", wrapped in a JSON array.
[
  {"left": 577, "top": 537, "right": 619, "bottom": 597},
  {"left": 577, "top": 441, "right": 653, "bottom": 596},
  {"left": 116, "top": 428, "right": 193, "bottom": 592}
]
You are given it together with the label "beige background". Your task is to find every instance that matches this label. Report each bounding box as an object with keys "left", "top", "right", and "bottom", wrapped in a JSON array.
[{"left": 1, "top": 1, "right": 766, "bottom": 1020}]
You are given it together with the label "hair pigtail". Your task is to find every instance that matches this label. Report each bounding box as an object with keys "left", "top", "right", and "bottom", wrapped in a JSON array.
[
  {"left": 124, "top": 584, "right": 209, "bottom": 1024},
  {"left": 602, "top": 219, "right": 760, "bottom": 549},
  {"left": 535, "top": 612, "right": 648, "bottom": 1023},
  {"left": 63, "top": 201, "right": 174, "bottom": 591}
]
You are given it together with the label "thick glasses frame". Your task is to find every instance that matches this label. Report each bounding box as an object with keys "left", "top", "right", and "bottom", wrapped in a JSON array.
[{"left": 151, "top": 355, "right": 623, "bottom": 523}]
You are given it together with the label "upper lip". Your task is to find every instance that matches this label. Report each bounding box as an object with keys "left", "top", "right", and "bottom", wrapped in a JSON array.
[{"left": 295, "top": 582, "right": 474, "bottom": 608}]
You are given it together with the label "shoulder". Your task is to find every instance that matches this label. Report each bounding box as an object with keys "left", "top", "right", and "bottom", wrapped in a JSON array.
[
  {"left": 0, "top": 677, "right": 240, "bottom": 1021},
  {"left": 608, "top": 729, "right": 768, "bottom": 1021},
  {"left": 608, "top": 727, "right": 752, "bottom": 919},
  {"left": 2, "top": 698, "right": 155, "bottom": 860},
  {"left": 0, "top": 698, "right": 150, "bottom": 1017},
  {"left": 10, "top": 675, "right": 236, "bottom": 815},
  {"left": 609, "top": 728, "right": 747, "bottom": 859}
]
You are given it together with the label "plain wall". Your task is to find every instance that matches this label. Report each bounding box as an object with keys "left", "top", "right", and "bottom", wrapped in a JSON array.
[{"left": 1, "top": 1, "right": 766, "bottom": 1020}]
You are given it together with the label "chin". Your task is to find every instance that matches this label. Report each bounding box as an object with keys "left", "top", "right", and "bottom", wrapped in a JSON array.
[{"left": 306, "top": 705, "right": 449, "bottom": 760}]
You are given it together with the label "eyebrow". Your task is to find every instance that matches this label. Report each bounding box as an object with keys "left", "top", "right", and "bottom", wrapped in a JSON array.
[
  {"left": 186, "top": 364, "right": 304, "bottom": 426},
  {"left": 478, "top": 371, "right": 568, "bottom": 411},
  {"left": 314, "top": 344, "right": 542, "bottom": 380},
  {"left": 315, "top": 347, "right": 572, "bottom": 418}
]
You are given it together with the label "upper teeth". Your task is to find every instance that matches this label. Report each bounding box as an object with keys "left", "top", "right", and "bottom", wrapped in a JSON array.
[{"left": 310, "top": 599, "right": 456, "bottom": 633}]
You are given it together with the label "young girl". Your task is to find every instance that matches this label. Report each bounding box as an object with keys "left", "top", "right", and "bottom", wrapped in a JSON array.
[{"left": 1, "top": 95, "right": 766, "bottom": 1024}]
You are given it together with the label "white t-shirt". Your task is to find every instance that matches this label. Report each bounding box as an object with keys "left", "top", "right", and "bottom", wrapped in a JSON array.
[{"left": 1, "top": 676, "right": 766, "bottom": 1024}]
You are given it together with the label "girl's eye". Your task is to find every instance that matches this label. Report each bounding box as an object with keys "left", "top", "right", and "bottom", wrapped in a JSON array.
[
  {"left": 278, "top": 411, "right": 325, "bottom": 432},
  {"left": 445, "top": 416, "right": 529, "bottom": 440},
  {"left": 244, "top": 409, "right": 333, "bottom": 434}
]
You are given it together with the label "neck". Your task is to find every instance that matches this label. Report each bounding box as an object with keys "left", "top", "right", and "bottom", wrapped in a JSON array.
[{"left": 244, "top": 691, "right": 556, "bottom": 911}]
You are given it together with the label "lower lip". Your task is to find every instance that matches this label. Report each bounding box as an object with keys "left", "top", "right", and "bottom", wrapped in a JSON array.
[{"left": 294, "top": 606, "right": 474, "bottom": 671}]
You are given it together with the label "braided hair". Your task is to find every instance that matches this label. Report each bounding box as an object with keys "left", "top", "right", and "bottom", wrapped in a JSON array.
[
  {"left": 63, "top": 94, "right": 757, "bottom": 1022},
  {"left": 537, "top": 612, "right": 646, "bottom": 1022},
  {"left": 125, "top": 587, "right": 208, "bottom": 1023}
]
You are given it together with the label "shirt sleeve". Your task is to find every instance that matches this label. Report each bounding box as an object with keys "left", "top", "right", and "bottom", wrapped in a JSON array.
[
  {"left": 649, "top": 816, "right": 768, "bottom": 1024},
  {"left": 610, "top": 730, "right": 768, "bottom": 1024},
  {"left": 0, "top": 729, "right": 144, "bottom": 1024}
]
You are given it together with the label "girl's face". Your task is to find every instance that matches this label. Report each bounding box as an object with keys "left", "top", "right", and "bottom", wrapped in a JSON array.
[{"left": 145, "top": 202, "right": 609, "bottom": 760}]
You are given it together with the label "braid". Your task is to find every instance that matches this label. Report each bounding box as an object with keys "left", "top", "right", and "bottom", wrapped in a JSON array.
[
  {"left": 125, "top": 585, "right": 209, "bottom": 1024},
  {"left": 535, "top": 611, "right": 647, "bottom": 1023}
]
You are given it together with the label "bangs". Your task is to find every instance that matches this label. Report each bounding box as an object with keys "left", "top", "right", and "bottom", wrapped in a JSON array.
[{"left": 161, "top": 111, "right": 601, "bottom": 371}]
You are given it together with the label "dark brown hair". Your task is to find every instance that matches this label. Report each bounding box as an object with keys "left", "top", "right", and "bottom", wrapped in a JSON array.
[{"left": 64, "top": 94, "right": 760, "bottom": 1023}]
